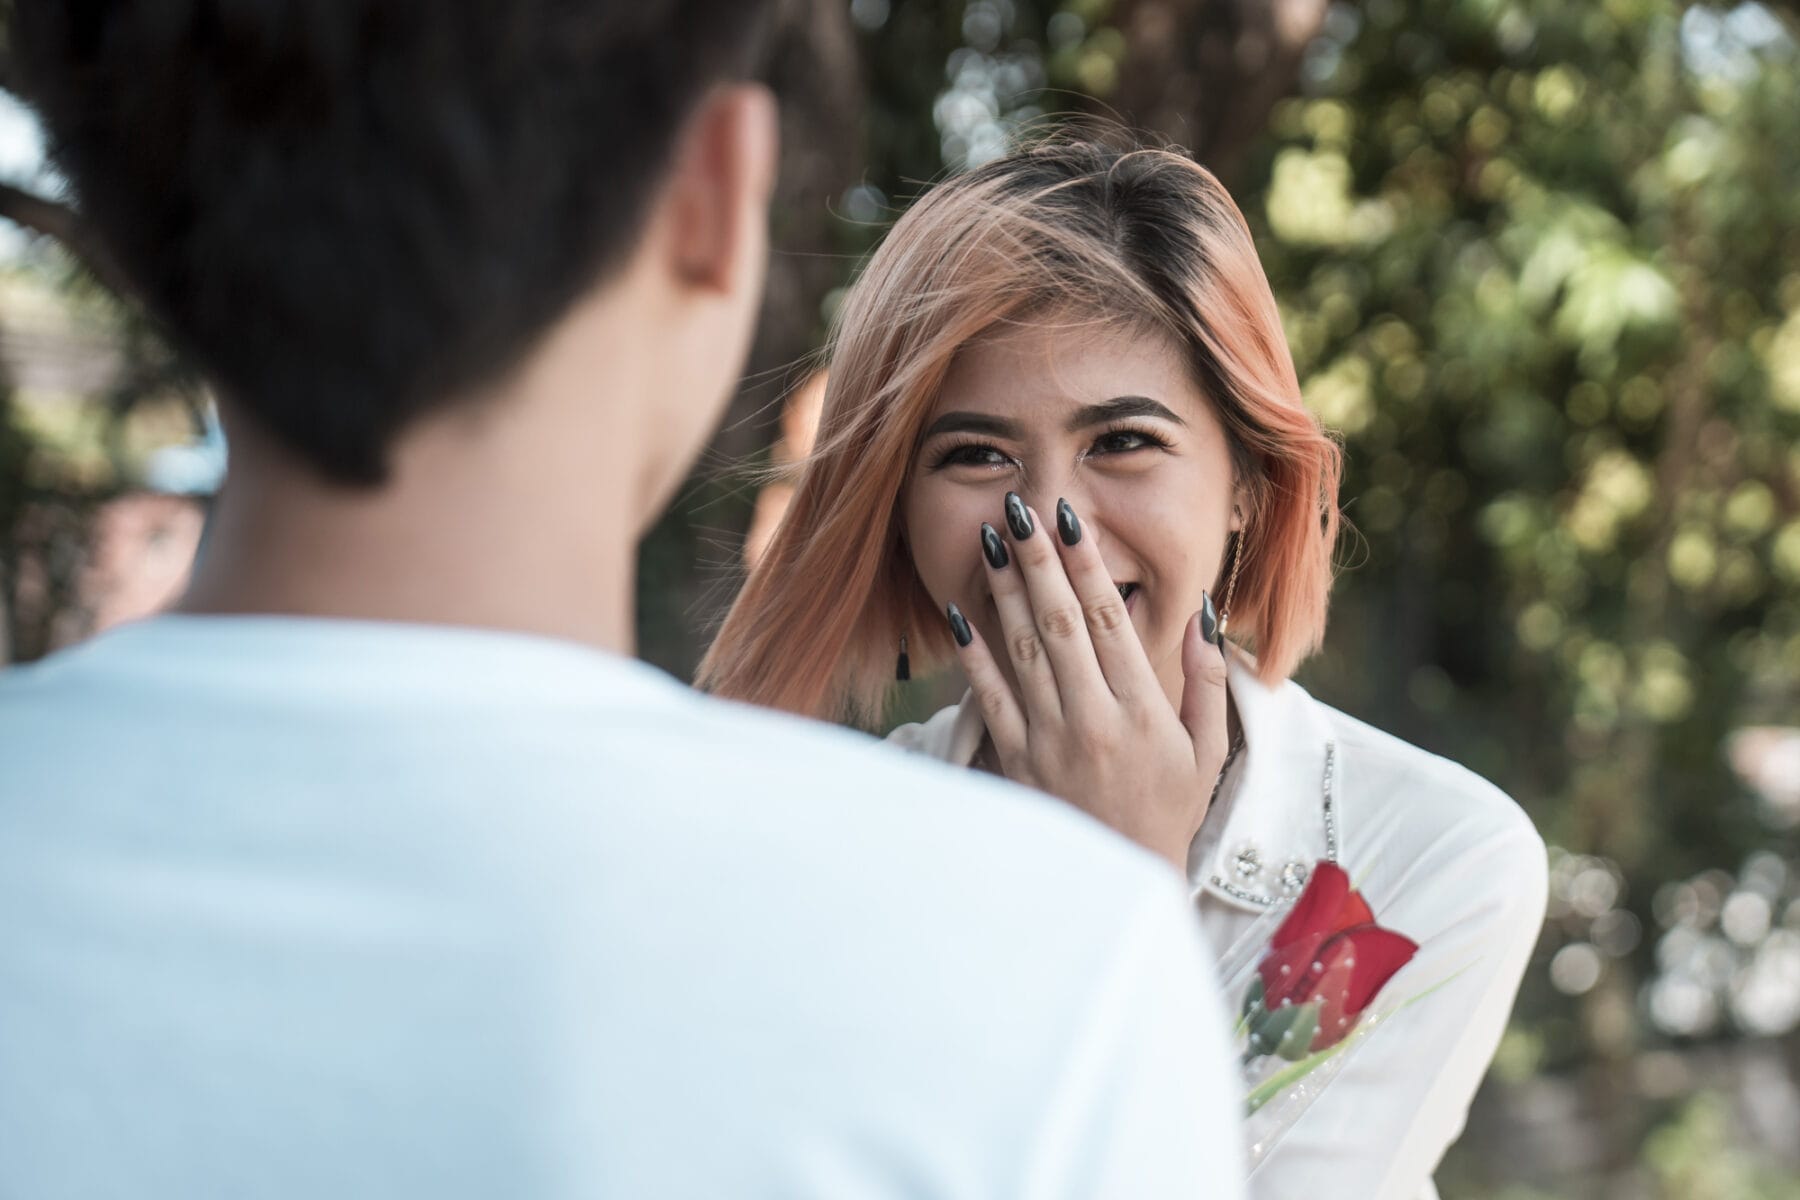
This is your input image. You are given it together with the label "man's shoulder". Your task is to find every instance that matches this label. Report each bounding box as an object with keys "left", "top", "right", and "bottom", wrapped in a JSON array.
[
  {"left": 655, "top": 688, "right": 1175, "bottom": 887},
  {"left": 534, "top": 687, "right": 1205, "bottom": 1067},
  {"left": 0, "top": 617, "right": 1182, "bottom": 929},
  {"left": 559, "top": 685, "right": 1192, "bottom": 962}
]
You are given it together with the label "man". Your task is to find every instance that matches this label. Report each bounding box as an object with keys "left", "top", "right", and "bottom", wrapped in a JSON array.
[{"left": 0, "top": 3, "right": 1245, "bottom": 1196}]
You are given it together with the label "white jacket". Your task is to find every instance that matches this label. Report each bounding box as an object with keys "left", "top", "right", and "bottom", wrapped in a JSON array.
[{"left": 888, "top": 646, "right": 1548, "bottom": 1200}]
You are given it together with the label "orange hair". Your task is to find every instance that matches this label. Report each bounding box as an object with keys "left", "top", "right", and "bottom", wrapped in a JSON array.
[{"left": 700, "top": 136, "right": 1341, "bottom": 725}]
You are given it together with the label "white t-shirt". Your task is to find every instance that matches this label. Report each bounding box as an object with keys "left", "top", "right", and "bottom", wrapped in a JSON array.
[{"left": 0, "top": 615, "right": 1244, "bottom": 1200}]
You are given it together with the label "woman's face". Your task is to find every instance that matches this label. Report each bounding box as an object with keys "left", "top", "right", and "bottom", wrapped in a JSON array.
[{"left": 902, "top": 316, "right": 1246, "bottom": 711}]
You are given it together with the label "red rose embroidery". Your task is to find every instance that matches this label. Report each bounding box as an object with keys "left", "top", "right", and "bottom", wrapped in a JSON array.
[{"left": 1242, "top": 860, "right": 1419, "bottom": 1061}]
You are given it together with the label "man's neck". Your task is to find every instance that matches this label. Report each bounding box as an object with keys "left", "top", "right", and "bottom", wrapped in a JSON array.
[{"left": 181, "top": 389, "right": 646, "bottom": 656}]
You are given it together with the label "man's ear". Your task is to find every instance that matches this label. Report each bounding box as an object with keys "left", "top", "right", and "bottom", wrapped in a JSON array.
[{"left": 660, "top": 83, "right": 779, "bottom": 294}]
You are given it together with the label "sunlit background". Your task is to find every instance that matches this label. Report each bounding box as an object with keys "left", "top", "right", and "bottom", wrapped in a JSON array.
[{"left": 2, "top": 2, "right": 1797, "bottom": 1195}]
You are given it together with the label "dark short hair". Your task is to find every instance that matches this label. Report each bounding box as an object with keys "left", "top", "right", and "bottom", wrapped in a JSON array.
[{"left": 15, "top": 1, "right": 777, "bottom": 484}]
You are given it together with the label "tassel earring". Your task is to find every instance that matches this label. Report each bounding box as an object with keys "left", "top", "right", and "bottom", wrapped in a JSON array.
[
  {"left": 1218, "top": 531, "right": 1247, "bottom": 639},
  {"left": 895, "top": 634, "right": 911, "bottom": 682}
]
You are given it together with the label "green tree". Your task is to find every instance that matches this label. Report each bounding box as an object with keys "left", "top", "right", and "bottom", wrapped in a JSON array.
[{"left": 1235, "top": 0, "right": 1800, "bottom": 1188}]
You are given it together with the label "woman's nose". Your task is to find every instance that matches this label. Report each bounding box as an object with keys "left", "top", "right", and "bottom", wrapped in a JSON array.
[
  {"left": 1015, "top": 477, "right": 1070, "bottom": 522},
  {"left": 1017, "top": 485, "right": 1103, "bottom": 550}
]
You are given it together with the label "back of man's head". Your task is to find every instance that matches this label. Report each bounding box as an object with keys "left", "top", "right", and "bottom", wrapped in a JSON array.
[{"left": 14, "top": 0, "right": 777, "bottom": 486}]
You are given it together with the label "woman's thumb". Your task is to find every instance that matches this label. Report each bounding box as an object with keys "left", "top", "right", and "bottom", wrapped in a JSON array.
[{"left": 1179, "top": 593, "right": 1231, "bottom": 770}]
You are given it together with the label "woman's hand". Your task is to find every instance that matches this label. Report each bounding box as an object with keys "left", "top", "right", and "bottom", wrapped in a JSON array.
[{"left": 946, "top": 492, "right": 1231, "bottom": 871}]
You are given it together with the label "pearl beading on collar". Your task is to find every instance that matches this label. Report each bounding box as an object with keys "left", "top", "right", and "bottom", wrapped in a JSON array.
[{"left": 1208, "top": 740, "right": 1340, "bottom": 908}]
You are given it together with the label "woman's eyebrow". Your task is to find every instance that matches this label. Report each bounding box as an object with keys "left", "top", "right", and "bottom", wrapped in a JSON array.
[
  {"left": 1066, "top": 395, "right": 1187, "bottom": 430},
  {"left": 922, "top": 411, "right": 1025, "bottom": 439}
]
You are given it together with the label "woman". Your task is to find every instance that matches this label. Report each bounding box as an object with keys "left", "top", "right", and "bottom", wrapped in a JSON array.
[{"left": 702, "top": 138, "right": 1546, "bottom": 1199}]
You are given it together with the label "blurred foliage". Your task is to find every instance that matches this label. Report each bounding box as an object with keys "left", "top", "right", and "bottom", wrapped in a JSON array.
[
  {"left": 1641, "top": 1090, "right": 1799, "bottom": 1198},
  {"left": 1236, "top": 5, "right": 1800, "bottom": 1191},
  {"left": 0, "top": 250, "right": 208, "bottom": 661},
  {"left": 4, "top": 0, "right": 1798, "bottom": 1191},
  {"left": 1255, "top": 0, "right": 1799, "bottom": 885}
]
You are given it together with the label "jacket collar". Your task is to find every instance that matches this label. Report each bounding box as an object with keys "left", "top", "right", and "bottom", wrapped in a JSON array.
[{"left": 932, "top": 645, "right": 1341, "bottom": 914}]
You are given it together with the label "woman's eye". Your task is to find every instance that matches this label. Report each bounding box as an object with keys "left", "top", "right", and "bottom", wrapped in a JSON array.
[
  {"left": 941, "top": 445, "right": 1012, "bottom": 468},
  {"left": 1093, "top": 430, "right": 1156, "bottom": 455}
]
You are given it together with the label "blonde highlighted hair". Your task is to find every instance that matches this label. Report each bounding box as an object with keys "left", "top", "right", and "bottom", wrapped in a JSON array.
[{"left": 700, "top": 136, "right": 1341, "bottom": 725}]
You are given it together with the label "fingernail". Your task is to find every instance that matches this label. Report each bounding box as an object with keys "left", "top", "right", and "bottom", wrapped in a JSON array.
[
  {"left": 1056, "top": 498, "right": 1081, "bottom": 546},
  {"left": 1004, "top": 491, "right": 1034, "bottom": 541},
  {"left": 1200, "top": 590, "right": 1221, "bottom": 647},
  {"left": 980, "top": 522, "right": 1010, "bottom": 570},
  {"left": 947, "top": 601, "right": 973, "bottom": 647}
]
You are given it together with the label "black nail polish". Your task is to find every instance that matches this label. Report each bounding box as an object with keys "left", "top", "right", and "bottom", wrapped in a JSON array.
[
  {"left": 980, "top": 523, "right": 1010, "bottom": 570},
  {"left": 1200, "top": 590, "right": 1222, "bottom": 647},
  {"left": 948, "top": 602, "right": 973, "bottom": 647},
  {"left": 1056, "top": 498, "right": 1081, "bottom": 546},
  {"left": 1004, "top": 492, "right": 1034, "bottom": 541}
]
